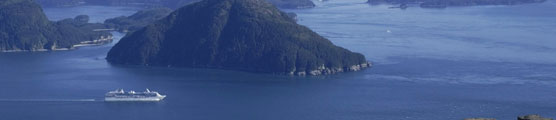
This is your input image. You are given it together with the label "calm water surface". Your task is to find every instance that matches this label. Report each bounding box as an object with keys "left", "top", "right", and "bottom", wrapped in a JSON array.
[{"left": 1, "top": 1, "right": 555, "bottom": 119}]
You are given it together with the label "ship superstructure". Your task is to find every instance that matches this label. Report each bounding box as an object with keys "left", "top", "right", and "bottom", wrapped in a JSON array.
[{"left": 105, "top": 89, "right": 166, "bottom": 102}]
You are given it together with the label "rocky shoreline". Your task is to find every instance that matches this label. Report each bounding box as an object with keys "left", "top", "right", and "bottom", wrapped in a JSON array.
[
  {"left": 70, "top": 35, "right": 114, "bottom": 48},
  {"left": 1, "top": 35, "right": 113, "bottom": 52},
  {"left": 465, "top": 114, "right": 553, "bottom": 120},
  {"left": 295, "top": 61, "right": 372, "bottom": 76}
]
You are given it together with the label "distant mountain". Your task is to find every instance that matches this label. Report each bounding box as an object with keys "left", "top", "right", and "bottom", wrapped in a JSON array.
[
  {"left": 367, "top": 0, "right": 546, "bottom": 8},
  {"left": 518, "top": 114, "right": 553, "bottom": 120},
  {"left": 35, "top": 0, "right": 84, "bottom": 7},
  {"left": 107, "top": 0, "right": 370, "bottom": 75},
  {"left": 104, "top": 7, "right": 299, "bottom": 32},
  {"left": 464, "top": 114, "right": 553, "bottom": 120},
  {"left": 105, "top": 8, "right": 173, "bottom": 32},
  {"left": 37, "top": 0, "right": 315, "bottom": 9},
  {"left": 0, "top": 0, "right": 111, "bottom": 52}
]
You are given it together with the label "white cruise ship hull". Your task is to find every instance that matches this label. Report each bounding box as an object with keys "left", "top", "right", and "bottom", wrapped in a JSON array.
[{"left": 104, "top": 96, "right": 166, "bottom": 102}]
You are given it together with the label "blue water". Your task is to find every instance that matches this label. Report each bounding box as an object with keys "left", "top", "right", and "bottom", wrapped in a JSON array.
[{"left": 1, "top": 1, "right": 556, "bottom": 119}]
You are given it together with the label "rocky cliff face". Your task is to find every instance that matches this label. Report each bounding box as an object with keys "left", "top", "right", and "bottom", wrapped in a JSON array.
[
  {"left": 107, "top": 0, "right": 370, "bottom": 75},
  {"left": 0, "top": 0, "right": 111, "bottom": 52}
]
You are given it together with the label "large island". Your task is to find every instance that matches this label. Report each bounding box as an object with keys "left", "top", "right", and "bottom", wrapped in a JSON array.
[
  {"left": 107, "top": 0, "right": 370, "bottom": 75},
  {"left": 0, "top": 0, "right": 112, "bottom": 52}
]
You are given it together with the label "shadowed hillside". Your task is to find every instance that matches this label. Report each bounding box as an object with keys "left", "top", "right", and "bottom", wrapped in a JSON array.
[
  {"left": 0, "top": 0, "right": 111, "bottom": 51},
  {"left": 107, "top": 0, "right": 370, "bottom": 75}
]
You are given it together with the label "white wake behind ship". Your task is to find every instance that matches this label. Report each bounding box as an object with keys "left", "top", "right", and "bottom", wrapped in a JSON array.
[{"left": 105, "top": 89, "right": 166, "bottom": 102}]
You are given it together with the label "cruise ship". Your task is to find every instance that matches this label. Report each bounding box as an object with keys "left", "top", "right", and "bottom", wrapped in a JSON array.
[{"left": 105, "top": 89, "right": 166, "bottom": 102}]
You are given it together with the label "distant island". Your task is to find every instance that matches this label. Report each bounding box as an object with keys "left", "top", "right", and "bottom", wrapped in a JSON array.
[
  {"left": 105, "top": 8, "right": 173, "bottom": 32},
  {"left": 465, "top": 114, "right": 553, "bottom": 120},
  {"left": 107, "top": 0, "right": 370, "bottom": 75},
  {"left": 0, "top": 0, "right": 112, "bottom": 52},
  {"left": 36, "top": 0, "right": 316, "bottom": 9},
  {"left": 267, "top": 0, "right": 315, "bottom": 9},
  {"left": 35, "top": 0, "right": 85, "bottom": 7},
  {"left": 104, "top": 7, "right": 299, "bottom": 33},
  {"left": 367, "top": 0, "right": 546, "bottom": 8}
]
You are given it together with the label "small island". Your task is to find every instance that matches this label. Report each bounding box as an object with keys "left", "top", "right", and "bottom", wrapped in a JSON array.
[
  {"left": 367, "top": 0, "right": 546, "bottom": 8},
  {"left": 107, "top": 0, "right": 370, "bottom": 75},
  {"left": 0, "top": 0, "right": 112, "bottom": 52}
]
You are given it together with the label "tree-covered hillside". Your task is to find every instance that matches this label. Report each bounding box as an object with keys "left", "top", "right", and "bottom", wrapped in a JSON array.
[
  {"left": 0, "top": 0, "right": 111, "bottom": 51},
  {"left": 105, "top": 8, "right": 173, "bottom": 32},
  {"left": 107, "top": 0, "right": 370, "bottom": 75}
]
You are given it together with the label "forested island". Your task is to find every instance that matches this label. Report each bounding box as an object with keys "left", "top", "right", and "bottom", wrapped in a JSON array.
[
  {"left": 107, "top": 0, "right": 370, "bottom": 75},
  {"left": 367, "top": 0, "right": 546, "bottom": 8},
  {"left": 105, "top": 8, "right": 173, "bottom": 32},
  {"left": 35, "top": 0, "right": 316, "bottom": 9},
  {"left": 0, "top": 0, "right": 112, "bottom": 52}
]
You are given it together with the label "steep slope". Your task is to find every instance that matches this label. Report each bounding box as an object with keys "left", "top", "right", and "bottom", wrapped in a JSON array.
[
  {"left": 0, "top": 0, "right": 53, "bottom": 51},
  {"left": 0, "top": 0, "right": 111, "bottom": 51},
  {"left": 107, "top": 0, "right": 370, "bottom": 75}
]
